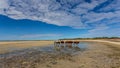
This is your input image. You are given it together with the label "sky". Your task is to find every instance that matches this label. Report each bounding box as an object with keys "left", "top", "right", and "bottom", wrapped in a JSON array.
[{"left": 0, "top": 0, "right": 120, "bottom": 40}]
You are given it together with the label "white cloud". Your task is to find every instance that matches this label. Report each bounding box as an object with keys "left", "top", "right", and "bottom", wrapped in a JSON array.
[
  {"left": 88, "top": 25, "right": 109, "bottom": 33},
  {"left": 80, "top": 26, "right": 120, "bottom": 38},
  {"left": 0, "top": 0, "right": 120, "bottom": 29},
  {"left": 0, "top": 0, "right": 9, "bottom": 9}
]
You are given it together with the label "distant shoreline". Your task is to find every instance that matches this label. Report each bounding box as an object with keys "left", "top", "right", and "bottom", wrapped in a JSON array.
[
  {"left": 0, "top": 39, "right": 119, "bottom": 45},
  {"left": 0, "top": 37, "right": 119, "bottom": 42},
  {"left": 0, "top": 40, "right": 54, "bottom": 42},
  {"left": 60, "top": 39, "right": 120, "bottom": 45}
]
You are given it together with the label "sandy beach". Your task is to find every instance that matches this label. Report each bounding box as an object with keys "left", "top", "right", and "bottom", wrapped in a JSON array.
[
  {"left": 0, "top": 40, "right": 120, "bottom": 68},
  {"left": 0, "top": 0, "right": 120, "bottom": 68},
  {"left": 0, "top": 41, "right": 54, "bottom": 54}
]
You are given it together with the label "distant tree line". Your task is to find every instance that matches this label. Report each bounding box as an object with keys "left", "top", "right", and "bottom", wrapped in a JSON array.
[{"left": 60, "top": 37, "right": 120, "bottom": 40}]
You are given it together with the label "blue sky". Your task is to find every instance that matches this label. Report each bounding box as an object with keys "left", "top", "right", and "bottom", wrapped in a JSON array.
[
  {"left": 0, "top": 15, "right": 88, "bottom": 40},
  {"left": 0, "top": 0, "right": 120, "bottom": 40}
]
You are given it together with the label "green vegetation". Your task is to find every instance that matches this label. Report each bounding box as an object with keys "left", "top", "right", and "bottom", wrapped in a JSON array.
[{"left": 60, "top": 37, "right": 120, "bottom": 40}]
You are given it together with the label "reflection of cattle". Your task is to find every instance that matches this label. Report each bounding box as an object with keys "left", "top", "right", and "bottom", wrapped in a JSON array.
[{"left": 54, "top": 40, "right": 81, "bottom": 51}]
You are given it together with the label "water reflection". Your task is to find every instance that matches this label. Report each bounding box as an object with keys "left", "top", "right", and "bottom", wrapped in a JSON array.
[
  {"left": 0, "top": 42, "right": 88, "bottom": 59},
  {"left": 54, "top": 43, "right": 81, "bottom": 52}
]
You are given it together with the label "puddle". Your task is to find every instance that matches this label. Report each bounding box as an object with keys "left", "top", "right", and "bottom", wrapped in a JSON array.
[
  {"left": 0, "top": 42, "right": 89, "bottom": 58},
  {"left": 53, "top": 42, "right": 88, "bottom": 54}
]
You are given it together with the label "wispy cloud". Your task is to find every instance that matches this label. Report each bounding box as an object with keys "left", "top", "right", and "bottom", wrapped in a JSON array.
[
  {"left": 80, "top": 26, "right": 120, "bottom": 38},
  {"left": 88, "top": 24, "right": 109, "bottom": 33},
  {"left": 0, "top": 0, "right": 120, "bottom": 29}
]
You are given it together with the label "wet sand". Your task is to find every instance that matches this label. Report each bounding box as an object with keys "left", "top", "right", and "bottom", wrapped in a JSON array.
[
  {"left": 37, "top": 42, "right": 120, "bottom": 68},
  {"left": 0, "top": 40, "right": 120, "bottom": 68},
  {"left": 0, "top": 41, "right": 54, "bottom": 54}
]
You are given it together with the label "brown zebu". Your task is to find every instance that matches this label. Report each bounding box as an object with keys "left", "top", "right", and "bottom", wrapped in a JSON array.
[{"left": 54, "top": 40, "right": 80, "bottom": 47}]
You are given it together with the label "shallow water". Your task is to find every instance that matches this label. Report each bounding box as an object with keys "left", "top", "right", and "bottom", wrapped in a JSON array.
[
  {"left": 0, "top": 42, "right": 91, "bottom": 68},
  {"left": 0, "top": 42, "right": 89, "bottom": 58}
]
